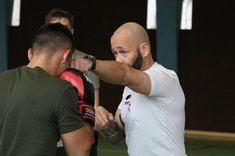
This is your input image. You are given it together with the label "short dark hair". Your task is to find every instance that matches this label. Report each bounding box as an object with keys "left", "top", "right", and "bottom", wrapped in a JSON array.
[
  {"left": 31, "top": 23, "right": 75, "bottom": 57},
  {"left": 45, "top": 8, "right": 74, "bottom": 29}
]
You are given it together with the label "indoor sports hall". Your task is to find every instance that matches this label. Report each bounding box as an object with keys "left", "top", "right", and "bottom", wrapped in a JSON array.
[{"left": 1, "top": 0, "right": 235, "bottom": 156}]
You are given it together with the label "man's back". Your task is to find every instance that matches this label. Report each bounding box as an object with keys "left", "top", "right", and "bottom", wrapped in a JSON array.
[{"left": 0, "top": 66, "right": 83, "bottom": 156}]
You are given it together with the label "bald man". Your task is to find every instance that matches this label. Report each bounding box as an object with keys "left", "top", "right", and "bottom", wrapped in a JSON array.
[{"left": 71, "top": 22, "right": 186, "bottom": 156}]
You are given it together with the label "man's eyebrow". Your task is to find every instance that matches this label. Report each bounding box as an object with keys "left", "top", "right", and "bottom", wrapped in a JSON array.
[{"left": 112, "top": 46, "right": 128, "bottom": 52}]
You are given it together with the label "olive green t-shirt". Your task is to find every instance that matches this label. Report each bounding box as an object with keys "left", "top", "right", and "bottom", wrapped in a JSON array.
[{"left": 0, "top": 66, "right": 84, "bottom": 156}]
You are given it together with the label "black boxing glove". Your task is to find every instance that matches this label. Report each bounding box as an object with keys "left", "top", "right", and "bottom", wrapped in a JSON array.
[{"left": 59, "top": 68, "right": 95, "bottom": 127}]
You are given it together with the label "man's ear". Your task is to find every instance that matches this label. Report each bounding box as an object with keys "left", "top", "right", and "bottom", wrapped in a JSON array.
[
  {"left": 27, "top": 48, "right": 33, "bottom": 61},
  {"left": 140, "top": 42, "right": 151, "bottom": 57},
  {"left": 71, "top": 28, "right": 74, "bottom": 34},
  {"left": 61, "top": 49, "right": 72, "bottom": 64}
]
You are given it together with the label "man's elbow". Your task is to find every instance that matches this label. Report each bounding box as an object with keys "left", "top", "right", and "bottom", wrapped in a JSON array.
[{"left": 99, "top": 121, "right": 125, "bottom": 145}]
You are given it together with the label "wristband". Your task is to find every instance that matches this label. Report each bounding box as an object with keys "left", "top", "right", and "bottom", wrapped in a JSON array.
[
  {"left": 84, "top": 55, "right": 96, "bottom": 71},
  {"left": 79, "top": 103, "right": 95, "bottom": 127}
]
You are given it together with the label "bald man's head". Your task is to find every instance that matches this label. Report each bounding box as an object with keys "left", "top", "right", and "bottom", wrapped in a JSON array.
[
  {"left": 110, "top": 22, "right": 154, "bottom": 71},
  {"left": 112, "top": 22, "right": 150, "bottom": 47}
]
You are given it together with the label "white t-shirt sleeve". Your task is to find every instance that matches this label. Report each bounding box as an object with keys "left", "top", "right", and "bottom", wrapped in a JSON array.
[{"left": 146, "top": 68, "right": 179, "bottom": 104}]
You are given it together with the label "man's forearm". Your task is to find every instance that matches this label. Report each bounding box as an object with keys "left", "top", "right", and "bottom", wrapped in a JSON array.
[{"left": 94, "top": 60, "right": 130, "bottom": 86}]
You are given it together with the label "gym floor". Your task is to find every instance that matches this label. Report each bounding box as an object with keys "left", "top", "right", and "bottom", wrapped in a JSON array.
[{"left": 97, "top": 135, "right": 235, "bottom": 156}]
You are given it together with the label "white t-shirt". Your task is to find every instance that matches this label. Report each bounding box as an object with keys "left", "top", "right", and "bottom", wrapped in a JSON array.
[{"left": 119, "top": 62, "right": 186, "bottom": 156}]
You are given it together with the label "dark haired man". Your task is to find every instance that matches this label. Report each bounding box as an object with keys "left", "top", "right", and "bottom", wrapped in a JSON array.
[{"left": 0, "top": 23, "right": 94, "bottom": 156}]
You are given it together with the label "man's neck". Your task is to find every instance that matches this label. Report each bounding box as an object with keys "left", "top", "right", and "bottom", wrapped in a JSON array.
[
  {"left": 27, "top": 60, "right": 57, "bottom": 76},
  {"left": 140, "top": 58, "right": 155, "bottom": 71}
]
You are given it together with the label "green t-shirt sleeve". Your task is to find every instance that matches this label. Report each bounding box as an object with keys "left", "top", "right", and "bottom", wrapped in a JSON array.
[{"left": 56, "top": 84, "right": 84, "bottom": 134}]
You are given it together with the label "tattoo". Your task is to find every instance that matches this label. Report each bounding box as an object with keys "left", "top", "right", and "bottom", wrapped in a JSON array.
[{"left": 100, "top": 121, "right": 125, "bottom": 145}]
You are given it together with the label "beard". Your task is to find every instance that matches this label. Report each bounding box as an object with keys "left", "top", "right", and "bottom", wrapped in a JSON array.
[{"left": 131, "top": 48, "right": 142, "bottom": 70}]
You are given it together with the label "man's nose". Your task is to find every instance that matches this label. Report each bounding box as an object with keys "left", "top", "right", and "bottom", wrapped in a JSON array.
[{"left": 115, "top": 55, "right": 124, "bottom": 63}]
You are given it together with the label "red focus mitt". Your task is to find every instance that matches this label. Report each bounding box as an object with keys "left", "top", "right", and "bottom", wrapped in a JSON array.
[{"left": 59, "top": 68, "right": 95, "bottom": 126}]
